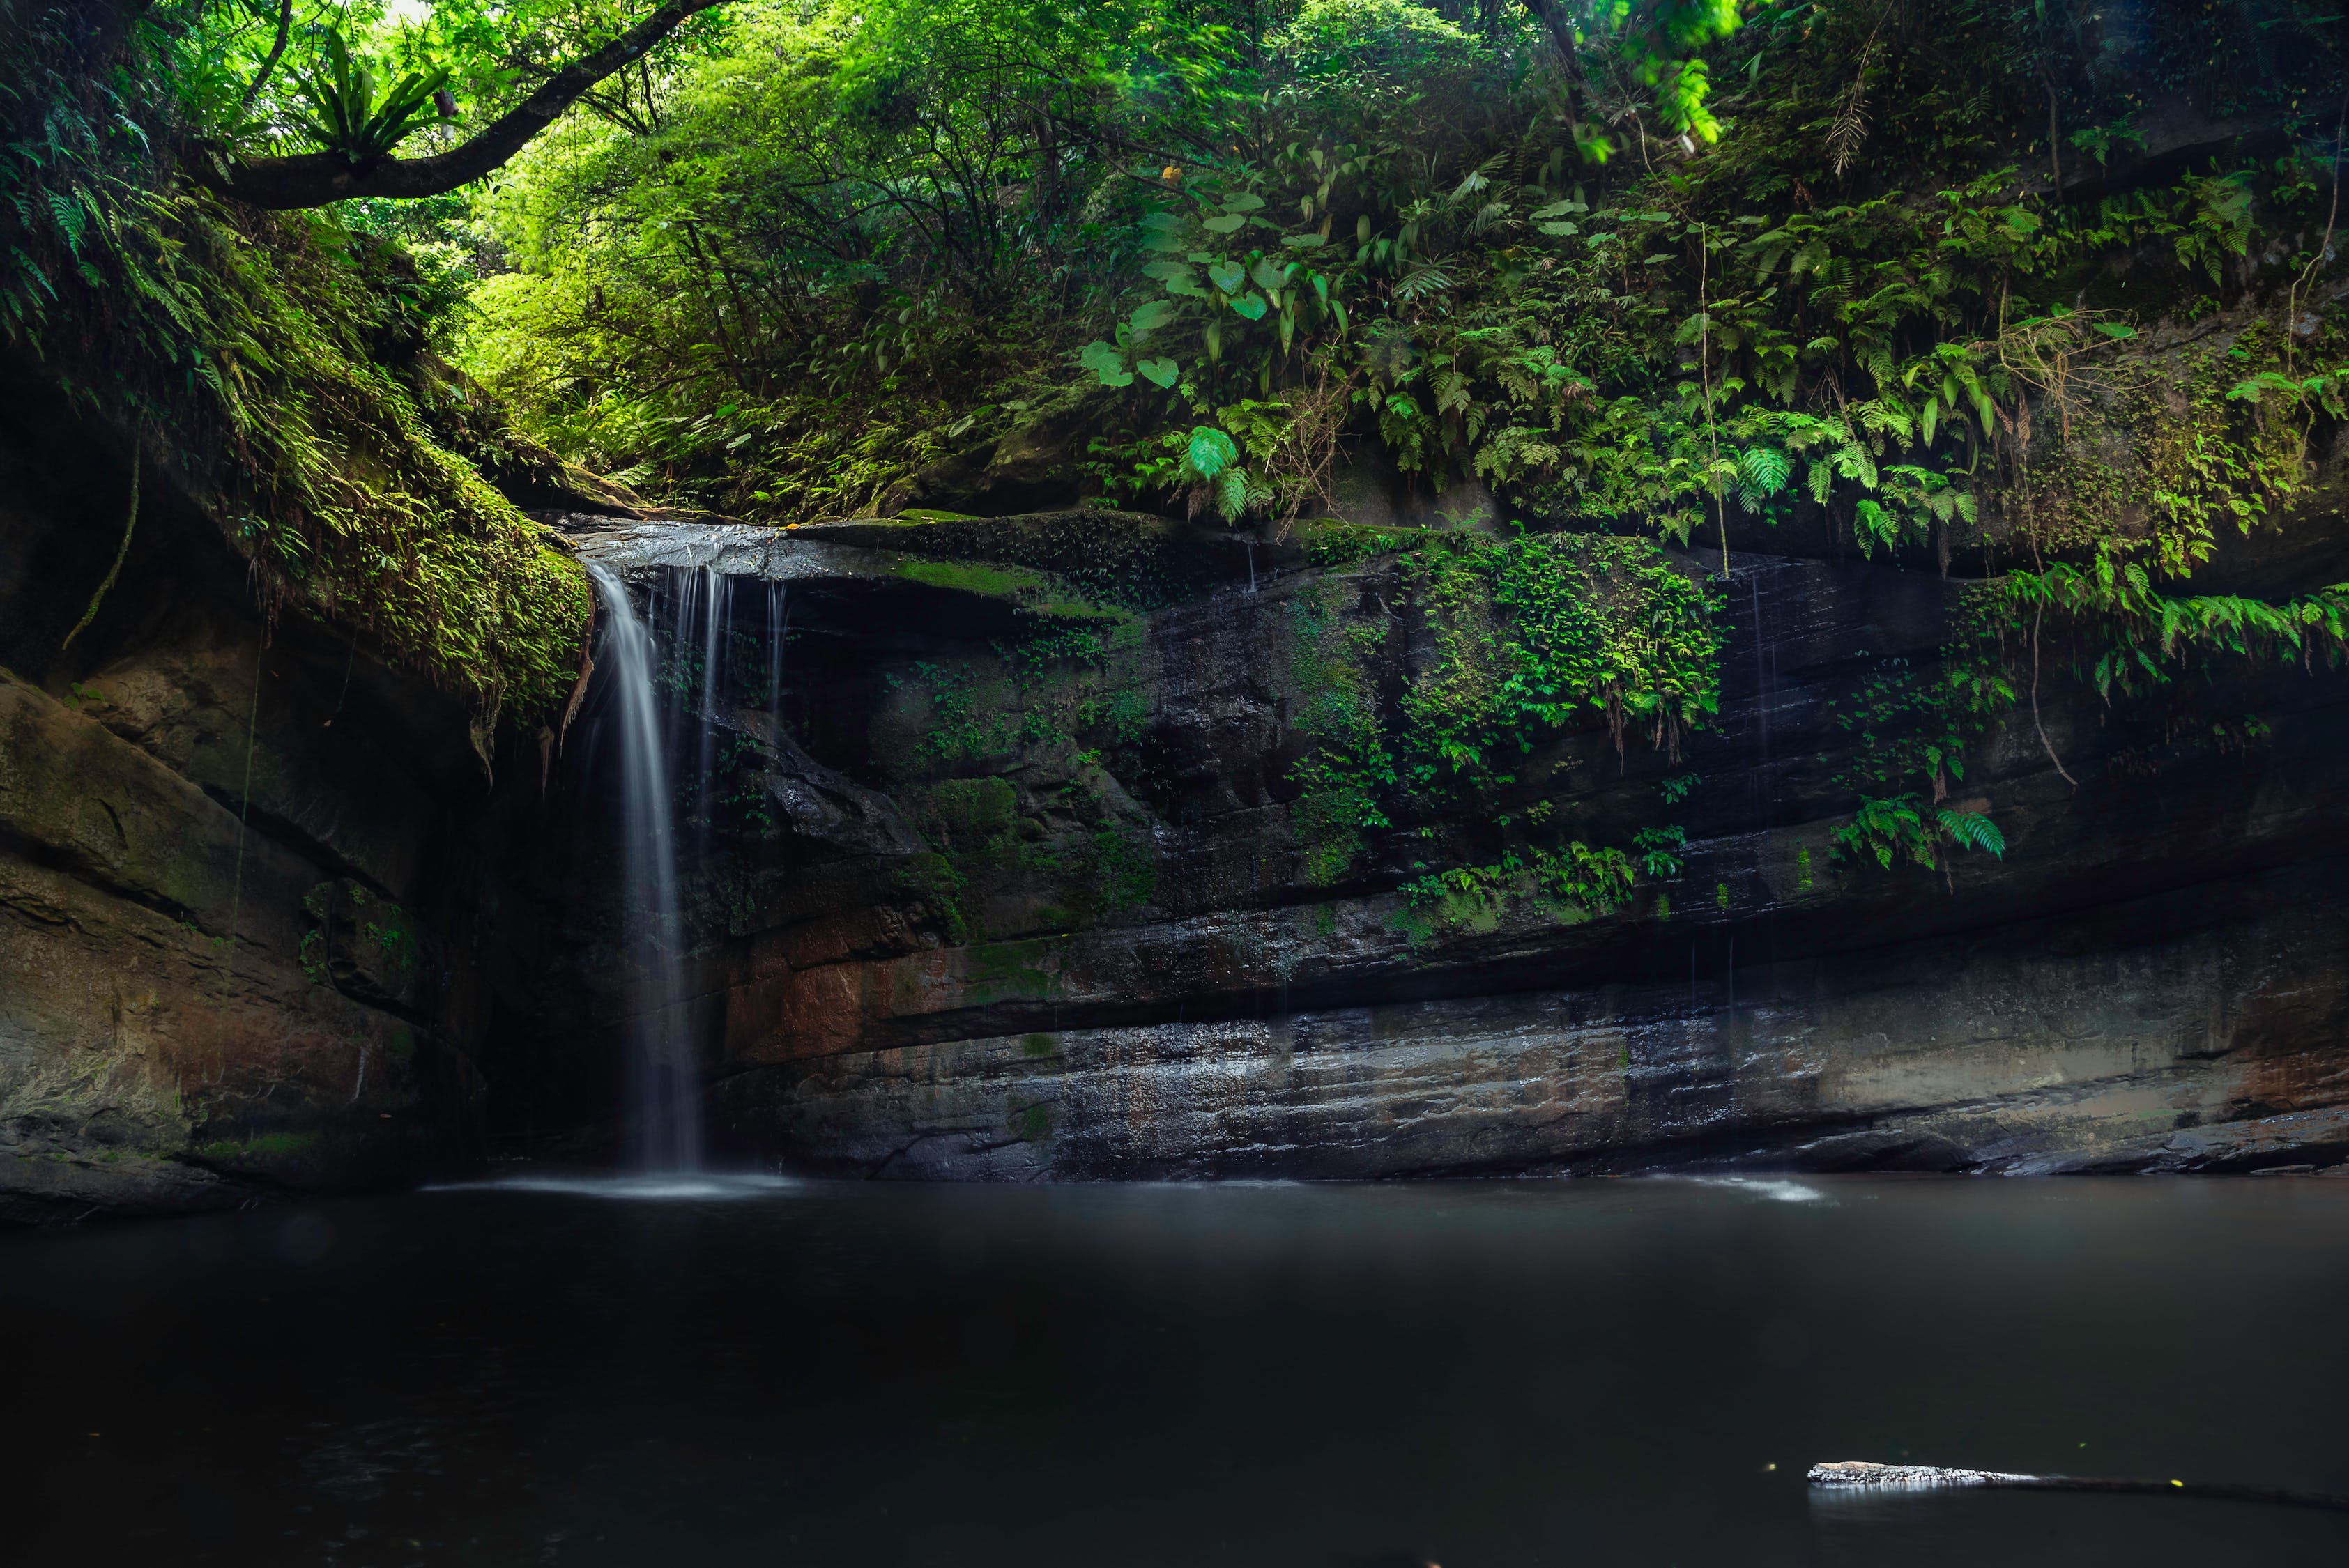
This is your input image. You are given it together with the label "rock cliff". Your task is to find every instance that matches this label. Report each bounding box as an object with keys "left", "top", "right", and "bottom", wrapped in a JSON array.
[
  {"left": 0, "top": 367, "right": 567, "bottom": 1221},
  {"left": 6, "top": 388, "right": 2348, "bottom": 1219},
  {"left": 553, "top": 489, "right": 2349, "bottom": 1182}
]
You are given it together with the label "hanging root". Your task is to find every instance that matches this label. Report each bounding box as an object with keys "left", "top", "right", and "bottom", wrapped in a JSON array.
[
  {"left": 2029, "top": 592, "right": 2079, "bottom": 790},
  {"left": 60, "top": 438, "right": 141, "bottom": 653}
]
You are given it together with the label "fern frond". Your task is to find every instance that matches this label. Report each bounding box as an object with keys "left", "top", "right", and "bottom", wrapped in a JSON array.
[{"left": 1936, "top": 808, "right": 2004, "bottom": 858}]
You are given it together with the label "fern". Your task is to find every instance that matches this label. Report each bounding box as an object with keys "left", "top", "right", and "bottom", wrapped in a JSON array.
[
  {"left": 1936, "top": 808, "right": 2005, "bottom": 858},
  {"left": 1734, "top": 445, "right": 1790, "bottom": 509},
  {"left": 298, "top": 31, "right": 451, "bottom": 167}
]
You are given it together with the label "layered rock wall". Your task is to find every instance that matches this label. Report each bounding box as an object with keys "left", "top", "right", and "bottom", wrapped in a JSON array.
[{"left": 563, "top": 513, "right": 2349, "bottom": 1180}]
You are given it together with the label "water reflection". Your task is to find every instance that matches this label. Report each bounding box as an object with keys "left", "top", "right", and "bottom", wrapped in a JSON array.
[{"left": 3, "top": 1176, "right": 2346, "bottom": 1566}]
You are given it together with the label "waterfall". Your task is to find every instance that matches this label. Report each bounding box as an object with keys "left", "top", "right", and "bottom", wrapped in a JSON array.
[
  {"left": 765, "top": 581, "right": 788, "bottom": 716},
  {"left": 586, "top": 562, "right": 703, "bottom": 1171},
  {"left": 695, "top": 566, "right": 731, "bottom": 872}
]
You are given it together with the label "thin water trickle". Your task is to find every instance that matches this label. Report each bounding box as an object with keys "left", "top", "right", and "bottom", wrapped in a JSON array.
[
  {"left": 694, "top": 565, "right": 733, "bottom": 873},
  {"left": 587, "top": 562, "right": 703, "bottom": 1171},
  {"left": 765, "top": 580, "right": 788, "bottom": 714}
]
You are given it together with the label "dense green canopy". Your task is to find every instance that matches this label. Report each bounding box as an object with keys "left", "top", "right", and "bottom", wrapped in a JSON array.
[
  {"left": 4, "top": 0, "right": 2346, "bottom": 873},
  {"left": 169, "top": 0, "right": 2326, "bottom": 544}
]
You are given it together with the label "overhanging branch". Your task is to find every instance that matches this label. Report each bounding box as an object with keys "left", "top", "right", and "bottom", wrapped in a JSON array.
[{"left": 208, "top": 0, "right": 725, "bottom": 210}]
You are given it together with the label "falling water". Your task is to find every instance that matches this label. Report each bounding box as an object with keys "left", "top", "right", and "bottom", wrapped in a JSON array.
[
  {"left": 586, "top": 562, "right": 703, "bottom": 1171},
  {"left": 765, "top": 581, "right": 788, "bottom": 716},
  {"left": 694, "top": 566, "right": 733, "bottom": 871}
]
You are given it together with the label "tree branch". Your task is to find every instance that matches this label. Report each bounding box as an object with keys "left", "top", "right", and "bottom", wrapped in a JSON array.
[
  {"left": 238, "top": 0, "right": 296, "bottom": 114},
  {"left": 1519, "top": 0, "right": 1581, "bottom": 61},
  {"left": 208, "top": 0, "right": 724, "bottom": 209}
]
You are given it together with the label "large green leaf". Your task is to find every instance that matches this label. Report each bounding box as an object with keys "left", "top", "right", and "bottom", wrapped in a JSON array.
[
  {"left": 1186, "top": 426, "right": 1237, "bottom": 479},
  {"left": 1207, "top": 260, "right": 1246, "bottom": 293},
  {"left": 1137, "top": 358, "right": 1179, "bottom": 389},
  {"left": 1228, "top": 293, "right": 1268, "bottom": 321},
  {"left": 1147, "top": 259, "right": 1209, "bottom": 299},
  {"left": 1079, "top": 340, "right": 1133, "bottom": 388},
  {"left": 1202, "top": 214, "right": 1247, "bottom": 234}
]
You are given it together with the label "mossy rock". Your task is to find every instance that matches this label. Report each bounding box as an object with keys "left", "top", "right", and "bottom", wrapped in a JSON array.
[{"left": 820, "top": 509, "right": 1253, "bottom": 610}]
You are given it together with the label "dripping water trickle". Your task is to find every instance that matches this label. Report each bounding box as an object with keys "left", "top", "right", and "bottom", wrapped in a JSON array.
[
  {"left": 765, "top": 581, "right": 788, "bottom": 717},
  {"left": 695, "top": 565, "right": 733, "bottom": 872},
  {"left": 587, "top": 562, "right": 703, "bottom": 1171}
]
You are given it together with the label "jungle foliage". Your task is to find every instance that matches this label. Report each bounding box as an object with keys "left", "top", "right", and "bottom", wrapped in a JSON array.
[
  {"left": 1, "top": 0, "right": 592, "bottom": 720},
  {"left": 10, "top": 0, "right": 2349, "bottom": 882},
  {"left": 400, "top": 0, "right": 2345, "bottom": 886}
]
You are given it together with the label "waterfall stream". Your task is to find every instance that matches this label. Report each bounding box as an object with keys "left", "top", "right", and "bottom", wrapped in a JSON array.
[{"left": 587, "top": 562, "right": 703, "bottom": 1171}]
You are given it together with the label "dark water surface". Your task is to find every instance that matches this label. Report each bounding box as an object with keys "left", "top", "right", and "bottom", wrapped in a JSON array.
[{"left": 7, "top": 1175, "right": 2348, "bottom": 1567}]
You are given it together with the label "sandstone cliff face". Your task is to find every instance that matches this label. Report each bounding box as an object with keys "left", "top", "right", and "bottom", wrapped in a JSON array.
[
  {"left": 8, "top": 426, "right": 2348, "bottom": 1220},
  {"left": 0, "top": 390, "right": 529, "bottom": 1222},
  {"left": 556, "top": 508, "right": 2349, "bottom": 1183}
]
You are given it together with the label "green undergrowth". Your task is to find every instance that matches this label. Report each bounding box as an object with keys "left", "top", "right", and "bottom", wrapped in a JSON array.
[
  {"left": 1, "top": 15, "right": 588, "bottom": 722},
  {"left": 1830, "top": 320, "right": 2349, "bottom": 870},
  {"left": 1289, "top": 528, "right": 1722, "bottom": 923},
  {"left": 422, "top": 0, "right": 2348, "bottom": 873}
]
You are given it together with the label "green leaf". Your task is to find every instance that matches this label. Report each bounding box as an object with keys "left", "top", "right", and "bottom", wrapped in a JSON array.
[
  {"left": 1229, "top": 293, "right": 1269, "bottom": 321},
  {"left": 1137, "top": 358, "right": 1179, "bottom": 389},
  {"left": 1203, "top": 214, "right": 1247, "bottom": 234},
  {"left": 1214, "top": 466, "right": 1248, "bottom": 519},
  {"left": 1936, "top": 808, "right": 2005, "bottom": 857},
  {"left": 1187, "top": 426, "right": 1238, "bottom": 479},
  {"left": 1129, "top": 300, "right": 1175, "bottom": 335},
  {"left": 1078, "top": 340, "right": 1133, "bottom": 388},
  {"left": 1219, "top": 193, "right": 1266, "bottom": 213},
  {"left": 1207, "top": 260, "right": 1246, "bottom": 293},
  {"left": 1538, "top": 221, "right": 1579, "bottom": 236},
  {"left": 1280, "top": 232, "right": 1325, "bottom": 249},
  {"left": 2092, "top": 321, "right": 2136, "bottom": 339},
  {"left": 1249, "top": 257, "right": 1285, "bottom": 292}
]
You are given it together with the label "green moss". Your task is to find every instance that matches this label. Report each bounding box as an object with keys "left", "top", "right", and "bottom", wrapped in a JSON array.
[
  {"left": 1299, "top": 518, "right": 1423, "bottom": 568},
  {"left": 1285, "top": 578, "right": 1394, "bottom": 885},
  {"left": 1009, "top": 1101, "right": 1054, "bottom": 1143},
  {"left": 1284, "top": 532, "right": 1720, "bottom": 915},
  {"left": 891, "top": 557, "right": 1126, "bottom": 623},
  {"left": 196, "top": 1130, "right": 325, "bottom": 1162},
  {"left": 1083, "top": 830, "right": 1157, "bottom": 914},
  {"left": 0, "top": 13, "right": 590, "bottom": 725},
  {"left": 930, "top": 777, "right": 1020, "bottom": 843},
  {"left": 967, "top": 938, "right": 1053, "bottom": 1003},
  {"left": 895, "top": 557, "right": 1043, "bottom": 599},
  {"left": 165, "top": 210, "right": 590, "bottom": 719},
  {"left": 1020, "top": 1032, "right": 1061, "bottom": 1059},
  {"left": 864, "top": 512, "right": 1234, "bottom": 611}
]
